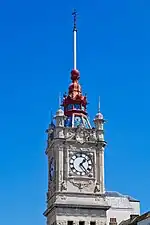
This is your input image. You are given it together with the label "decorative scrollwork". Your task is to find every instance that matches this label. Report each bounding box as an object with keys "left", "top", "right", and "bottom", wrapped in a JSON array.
[
  {"left": 65, "top": 129, "right": 76, "bottom": 140},
  {"left": 69, "top": 179, "right": 91, "bottom": 190},
  {"left": 64, "top": 127, "right": 105, "bottom": 145}
]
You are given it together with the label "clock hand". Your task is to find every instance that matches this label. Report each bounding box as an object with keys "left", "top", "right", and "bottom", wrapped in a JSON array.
[
  {"left": 83, "top": 158, "right": 86, "bottom": 163},
  {"left": 79, "top": 158, "right": 85, "bottom": 168},
  {"left": 79, "top": 159, "right": 87, "bottom": 172},
  {"left": 80, "top": 164, "right": 86, "bottom": 172},
  {"left": 80, "top": 158, "right": 86, "bottom": 165}
]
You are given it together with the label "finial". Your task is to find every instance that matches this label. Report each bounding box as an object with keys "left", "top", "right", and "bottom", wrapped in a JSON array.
[
  {"left": 72, "top": 9, "right": 77, "bottom": 31},
  {"left": 98, "top": 96, "right": 100, "bottom": 113},
  {"left": 59, "top": 92, "right": 61, "bottom": 108},
  {"left": 94, "top": 96, "right": 104, "bottom": 123},
  {"left": 72, "top": 9, "right": 77, "bottom": 70},
  {"left": 50, "top": 110, "right": 53, "bottom": 123},
  {"left": 49, "top": 109, "right": 55, "bottom": 128}
]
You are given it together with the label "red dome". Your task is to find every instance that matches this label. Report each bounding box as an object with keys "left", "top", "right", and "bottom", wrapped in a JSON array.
[
  {"left": 62, "top": 68, "right": 87, "bottom": 115},
  {"left": 69, "top": 82, "right": 81, "bottom": 94},
  {"left": 71, "top": 69, "right": 80, "bottom": 81}
]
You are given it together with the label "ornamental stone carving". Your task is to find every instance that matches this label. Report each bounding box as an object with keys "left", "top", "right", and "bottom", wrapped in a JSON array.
[
  {"left": 64, "top": 127, "right": 106, "bottom": 145},
  {"left": 61, "top": 181, "right": 67, "bottom": 191},
  {"left": 65, "top": 129, "right": 76, "bottom": 140},
  {"left": 75, "top": 127, "right": 85, "bottom": 144},
  {"left": 89, "top": 129, "right": 97, "bottom": 141},
  {"left": 69, "top": 179, "right": 92, "bottom": 190},
  {"left": 94, "top": 182, "right": 100, "bottom": 193}
]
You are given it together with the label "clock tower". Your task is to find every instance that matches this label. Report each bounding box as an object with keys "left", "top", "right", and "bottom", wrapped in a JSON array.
[{"left": 44, "top": 10, "right": 110, "bottom": 225}]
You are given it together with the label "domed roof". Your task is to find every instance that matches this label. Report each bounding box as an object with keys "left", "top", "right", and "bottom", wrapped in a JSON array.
[
  {"left": 94, "top": 112, "right": 104, "bottom": 120},
  {"left": 56, "top": 108, "right": 64, "bottom": 117}
]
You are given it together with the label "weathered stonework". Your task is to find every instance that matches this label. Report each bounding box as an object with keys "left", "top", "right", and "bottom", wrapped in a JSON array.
[
  {"left": 56, "top": 207, "right": 106, "bottom": 217},
  {"left": 44, "top": 123, "right": 108, "bottom": 225}
]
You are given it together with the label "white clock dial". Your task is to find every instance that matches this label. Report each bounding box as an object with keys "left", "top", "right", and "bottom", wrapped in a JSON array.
[{"left": 69, "top": 152, "right": 92, "bottom": 176}]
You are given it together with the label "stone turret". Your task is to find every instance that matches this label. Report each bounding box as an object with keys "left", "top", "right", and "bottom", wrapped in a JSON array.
[{"left": 54, "top": 108, "right": 65, "bottom": 127}]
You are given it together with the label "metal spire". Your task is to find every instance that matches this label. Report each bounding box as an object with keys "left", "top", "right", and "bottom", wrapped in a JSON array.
[
  {"left": 59, "top": 92, "right": 61, "bottom": 108},
  {"left": 72, "top": 9, "right": 77, "bottom": 70},
  {"left": 98, "top": 96, "right": 100, "bottom": 113},
  {"left": 49, "top": 109, "right": 55, "bottom": 128},
  {"left": 50, "top": 110, "right": 53, "bottom": 122}
]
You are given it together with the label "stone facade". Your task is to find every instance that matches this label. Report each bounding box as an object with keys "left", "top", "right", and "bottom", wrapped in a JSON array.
[
  {"left": 45, "top": 125, "right": 106, "bottom": 197},
  {"left": 44, "top": 120, "right": 141, "bottom": 225},
  {"left": 44, "top": 111, "right": 109, "bottom": 225}
]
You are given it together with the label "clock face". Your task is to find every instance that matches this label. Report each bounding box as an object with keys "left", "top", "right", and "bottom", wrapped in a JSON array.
[
  {"left": 69, "top": 152, "right": 92, "bottom": 176},
  {"left": 49, "top": 157, "right": 54, "bottom": 181}
]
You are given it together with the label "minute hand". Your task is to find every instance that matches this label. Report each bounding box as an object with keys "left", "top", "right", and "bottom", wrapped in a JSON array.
[
  {"left": 79, "top": 164, "right": 85, "bottom": 171},
  {"left": 79, "top": 159, "right": 87, "bottom": 172}
]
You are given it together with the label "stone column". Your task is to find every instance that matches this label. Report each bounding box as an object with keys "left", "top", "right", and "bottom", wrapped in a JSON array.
[
  {"left": 99, "top": 147, "right": 105, "bottom": 193},
  {"left": 96, "top": 145, "right": 105, "bottom": 194}
]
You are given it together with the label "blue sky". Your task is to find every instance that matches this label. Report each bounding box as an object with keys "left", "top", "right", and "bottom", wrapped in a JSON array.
[{"left": 0, "top": 0, "right": 149, "bottom": 224}]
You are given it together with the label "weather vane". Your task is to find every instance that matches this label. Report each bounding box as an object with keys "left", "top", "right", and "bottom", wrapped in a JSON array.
[{"left": 72, "top": 9, "right": 77, "bottom": 31}]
